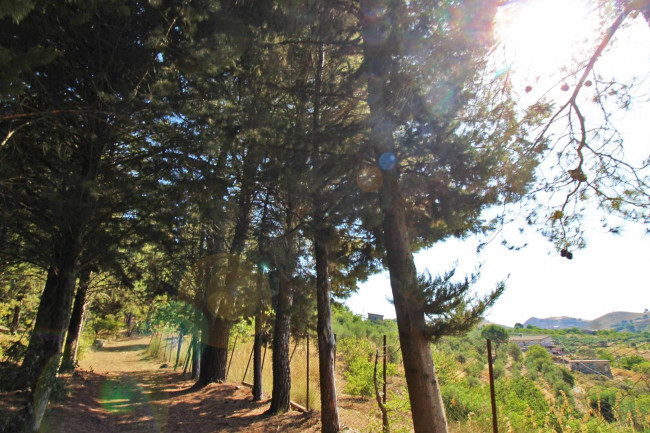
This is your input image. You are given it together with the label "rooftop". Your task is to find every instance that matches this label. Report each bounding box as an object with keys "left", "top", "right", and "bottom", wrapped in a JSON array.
[{"left": 509, "top": 335, "right": 551, "bottom": 341}]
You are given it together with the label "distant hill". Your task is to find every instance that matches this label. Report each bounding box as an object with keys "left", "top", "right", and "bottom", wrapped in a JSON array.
[
  {"left": 524, "top": 311, "right": 649, "bottom": 331},
  {"left": 479, "top": 319, "right": 512, "bottom": 329}
]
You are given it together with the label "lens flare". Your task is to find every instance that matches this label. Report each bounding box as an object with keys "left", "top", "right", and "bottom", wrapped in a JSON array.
[
  {"left": 378, "top": 152, "right": 397, "bottom": 170},
  {"left": 356, "top": 165, "right": 383, "bottom": 192}
]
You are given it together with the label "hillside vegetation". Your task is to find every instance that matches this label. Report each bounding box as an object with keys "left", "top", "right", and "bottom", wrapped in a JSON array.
[
  {"left": 524, "top": 311, "right": 650, "bottom": 332},
  {"left": 330, "top": 307, "right": 650, "bottom": 433}
]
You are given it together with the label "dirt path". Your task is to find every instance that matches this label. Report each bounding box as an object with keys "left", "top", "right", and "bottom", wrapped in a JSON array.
[{"left": 40, "top": 336, "right": 320, "bottom": 433}]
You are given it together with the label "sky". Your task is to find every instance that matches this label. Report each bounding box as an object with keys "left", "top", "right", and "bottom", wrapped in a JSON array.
[{"left": 345, "top": 0, "right": 650, "bottom": 327}]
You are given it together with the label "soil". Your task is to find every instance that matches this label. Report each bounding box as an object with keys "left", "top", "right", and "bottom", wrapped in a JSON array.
[{"left": 5, "top": 336, "right": 322, "bottom": 433}]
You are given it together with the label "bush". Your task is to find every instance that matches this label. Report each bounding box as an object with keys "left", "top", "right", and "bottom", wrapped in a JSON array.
[
  {"left": 506, "top": 341, "right": 522, "bottom": 362},
  {"left": 91, "top": 314, "right": 121, "bottom": 336},
  {"left": 339, "top": 337, "right": 397, "bottom": 398},
  {"left": 442, "top": 382, "right": 489, "bottom": 422},
  {"left": 619, "top": 355, "right": 645, "bottom": 370},
  {"left": 497, "top": 377, "right": 549, "bottom": 428},
  {"left": 632, "top": 361, "right": 650, "bottom": 375}
]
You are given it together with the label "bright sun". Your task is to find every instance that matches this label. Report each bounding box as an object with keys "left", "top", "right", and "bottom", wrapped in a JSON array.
[{"left": 495, "top": 0, "right": 597, "bottom": 78}]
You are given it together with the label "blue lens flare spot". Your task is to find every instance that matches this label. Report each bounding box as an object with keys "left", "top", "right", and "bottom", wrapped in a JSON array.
[{"left": 378, "top": 152, "right": 397, "bottom": 170}]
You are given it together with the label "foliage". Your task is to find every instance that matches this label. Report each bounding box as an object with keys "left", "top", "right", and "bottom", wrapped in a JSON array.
[
  {"left": 338, "top": 337, "right": 397, "bottom": 398},
  {"left": 332, "top": 305, "right": 398, "bottom": 347},
  {"left": 148, "top": 298, "right": 204, "bottom": 337},
  {"left": 506, "top": 341, "right": 523, "bottom": 362},
  {"left": 89, "top": 314, "right": 121, "bottom": 337},
  {"left": 480, "top": 324, "right": 509, "bottom": 347},
  {"left": 524, "top": 344, "right": 575, "bottom": 397},
  {"left": 619, "top": 355, "right": 645, "bottom": 370},
  {"left": 419, "top": 271, "right": 504, "bottom": 342}
]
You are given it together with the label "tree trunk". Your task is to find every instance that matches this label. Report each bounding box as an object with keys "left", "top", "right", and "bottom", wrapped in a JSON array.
[
  {"left": 126, "top": 312, "right": 134, "bottom": 336},
  {"left": 60, "top": 269, "right": 91, "bottom": 372},
  {"left": 20, "top": 252, "right": 78, "bottom": 432},
  {"left": 191, "top": 336, "right": 200, "bottom": 380},
  {"left": 267, "top": 272, "right": 293, "bottom": 414},
  {"left": 310, "top": 34, "right": 340, "bottom": 432},
  {"left": 175, "top": 329, "right": 185, "bottom": 369},
  {"left": 197, "top": 316, "right": 230, "bottom": 386},
  {"left": 10, "top": 303, "right": 21, "bottom": 334},
  {"left": 196, "top": 141, "right": 258, "bottom": 388},
  {"left": 252, "top": 310, "right": 264, "bottom": 401},
  {"left": 360, "top": 2, "right": 449, "bottom": 431},
  {"left": 315, "top": 225, "right": 340, "bottom": 431}
]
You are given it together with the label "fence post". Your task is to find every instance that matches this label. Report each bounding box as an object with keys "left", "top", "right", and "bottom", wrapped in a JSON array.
[
  {"left": 290, "top": 340, "right": 299, "bottom": 362},
  {"left": 226, "top": 334, "right": 239, "bottom": 380},
  {"left": 306, "top": 334, "right": 310, "bottom": 411},
  {"left": 333, "top": 334, "right": 337, "bottom": 370},
  {"left": 261, "top": 342, "right": 268, "bottom": 373},
  {"left": 383, "top": 334, "right": 387, "bottom": 404},
  {"left": 242, "top": 344, "right": 254, "bottom": 383},
  {"left": 487, "top": 339, "right": 499, "bottom": 433}
]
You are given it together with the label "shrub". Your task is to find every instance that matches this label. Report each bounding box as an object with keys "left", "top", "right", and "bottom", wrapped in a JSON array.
[
  {"left": 339, "top": 337, "right": 397, "bottom": 398},
  {"left": 632, "top": 361, "right": 650, "bottom": 375},
  {"left": 506, "top": 341, "right": 522, "bottom": 362},
  {"left": 619, "top": 355, "right": 645, "bottom": 370},
  {"left": 442, "top": 382, "right": 489, "bottom": 422},
  {"left": 91, "top": 314, "right": 121, "bottom": 336}
]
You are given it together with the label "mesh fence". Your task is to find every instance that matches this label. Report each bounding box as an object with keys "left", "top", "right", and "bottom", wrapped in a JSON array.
[{"left": 146, "top": 331, "right": 650, "bottom": 433}]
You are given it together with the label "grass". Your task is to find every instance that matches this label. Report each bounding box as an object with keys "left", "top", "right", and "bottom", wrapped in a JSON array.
[
  {"left": 146, "top": 334, "right": 324, "bottom": 410},
  {"left": 225, "top": 337, "right": 322, "bottom": 410}
]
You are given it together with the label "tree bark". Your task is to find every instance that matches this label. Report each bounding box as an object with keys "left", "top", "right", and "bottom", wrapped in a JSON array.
[
  {"left": 315, "top": 225, "right": 340, "bottom": 431},
  {"left": 310, "top": 33, "right": 340, "bottom": 432},
  {"left": 20, "top": 247, "right": 78, "bottom": 431},
  {"left": 360, "top": 1, "right": 448, "bottom": 431},
  {"left": 10, "top": 303, "right": 21, "bottom": 334},
  {"left": 175, "top": 329, "right": 185, "bottom": 369},
  {"left": 196, "top": 140, "right": 258, "bottom": 388},
  {"left": 191, "top": 336, "right": 200, "bottom": 380},
  {"left": 60, "top": 269, "right": 91, "bottom": 372},
  {"left": 252, "top": 310, "right": 264, "bottom": 401},
  {"left": 267, "top": 271, "right": 293, "bottom": 414},
  {"left": 197, "top": 316, "right": 230, "bottom": 386},
  {"left": 126, "top": 312, "right": 134, "bottom": 336}
]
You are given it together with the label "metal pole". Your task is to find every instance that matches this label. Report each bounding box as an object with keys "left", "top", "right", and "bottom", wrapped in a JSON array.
[
  {"left": 306, "top": 334, "right": 310, "bottom": 411},
  {"left": 261, "top": 342, "right": 267, "bottom": 370},
  {"left": 333, "top": 333, "right": 337, "bottom": 370},
  {"left": 487, "top": 339, "right": 499, "bottom": 433},
  {"left": 382, "top": 334, "right": 387, "bottom": 404},
  {"left": 242, "top": 344, "right": 254, "bottom": 383},
  {"left": 290, "top": 340, "right": 299, "bottom": 362},
  {"left": 226, "top": 334, "right": 239, "bottom": 380}
]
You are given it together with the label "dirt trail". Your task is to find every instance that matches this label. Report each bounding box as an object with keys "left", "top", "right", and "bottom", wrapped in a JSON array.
[{"left": 39, "top": 336, "right": 320, "bottom": 433}]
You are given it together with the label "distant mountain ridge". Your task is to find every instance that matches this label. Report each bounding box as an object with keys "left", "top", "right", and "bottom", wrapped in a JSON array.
[{"left": 524, "top": 311, "right": 649, "bottom": 331}]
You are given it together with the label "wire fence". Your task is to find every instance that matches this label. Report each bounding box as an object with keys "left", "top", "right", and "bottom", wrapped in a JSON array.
[{"left": 146, "top": 331, "right": 650, "bottom": 433}]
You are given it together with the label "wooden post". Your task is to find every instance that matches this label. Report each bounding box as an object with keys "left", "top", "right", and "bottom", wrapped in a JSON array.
[
  {"left": 226, "top": 334, "right": 238, "bottom": 380},
  {"left": 383, "top": 334, "right": 387, "bottom": 404},
  {"left": 306, "top": 334, "right": 310, "bottom": 411},
  {"left": 487, "top": 339, "right": 499, "bottom": 433}
]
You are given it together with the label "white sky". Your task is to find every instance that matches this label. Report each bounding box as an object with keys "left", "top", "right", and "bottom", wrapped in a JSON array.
[{"left": 345, "top": 1, "right": 650, "bottom": 327}]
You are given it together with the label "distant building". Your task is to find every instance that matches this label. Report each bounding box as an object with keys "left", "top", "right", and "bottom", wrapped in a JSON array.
[
  {"left": 509, "top": 335, "right": 554, "bottom": 351},
  {"left": 567, "top": 359, "right": 613, "bottom": 378},
  {"left": 367, "top": 313, "right": 384, "bottom": 323}
]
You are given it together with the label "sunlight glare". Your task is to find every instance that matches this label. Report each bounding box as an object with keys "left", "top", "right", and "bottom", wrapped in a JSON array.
[{"left": 495, "top": 0, "right": 596, "bottom": 77}]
